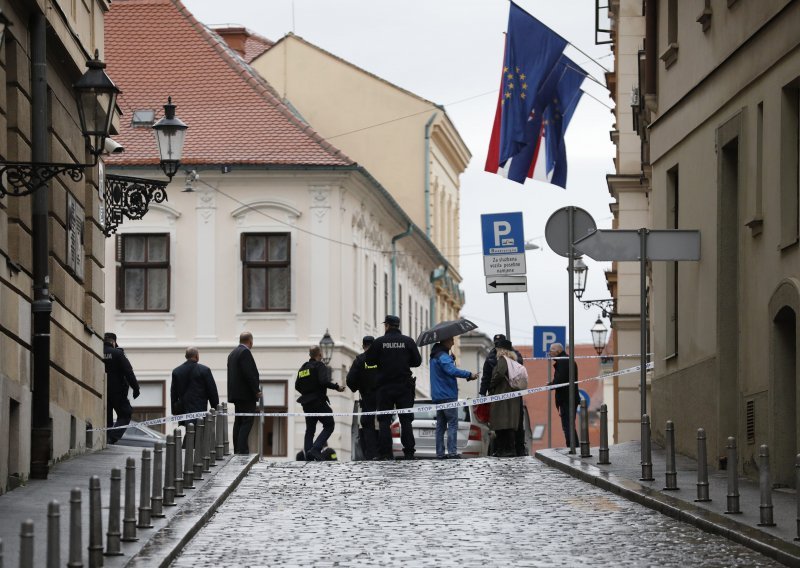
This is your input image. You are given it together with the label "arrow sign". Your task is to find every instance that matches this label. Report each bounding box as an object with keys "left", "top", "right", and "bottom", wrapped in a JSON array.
[
  {"left": 574, "top": 229, "right": 701, "bottom": 261},
  {"left": 485, "top": 275, "right": 527, "bottom": 294}
]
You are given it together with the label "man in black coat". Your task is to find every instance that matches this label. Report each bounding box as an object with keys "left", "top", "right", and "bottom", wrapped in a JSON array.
[
  {"left": 227, "top": 331, "right": 261, "bottom": 454},
  {"left": 549, "top": 342, "right": 579, "bottom": 446},
  {"left": 171, "top": 346, "right": 219, "bottom": 424},
  {"left": 104, "top": 332, "right": 140, "bottom": 444},
  {"left": 479, "top": 333, "right": 527, "bottom": 456},
  {"left": 296, "top": 346, "right": 345, "bottom": 460},
  {"left": 346, "top": 335, "right": 379, "bottom": 460},
  {"left": 365, "top": 315, "right": 422, "bottom": 460}
]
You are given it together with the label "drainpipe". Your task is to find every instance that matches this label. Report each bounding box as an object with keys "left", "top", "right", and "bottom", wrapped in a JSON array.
[
  {"left": 430, "top": 266, "right": 446, "bottom": 326},
  {"left": 424, "top": 113, "right": 437, "bottom": 238},
  {"left": 391, "top": 224, "right": 413, "bottom": 314},
  {"left": 645, "top": 0, "right": 657, "bottom": 99},
  {"left": 30, "top": 11, "right": 53, "bottom": 479}
]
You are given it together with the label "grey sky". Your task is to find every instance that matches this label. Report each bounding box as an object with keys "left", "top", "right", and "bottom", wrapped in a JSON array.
[{"left": 183, "top": 0, "right": 615, "bottom": 344}]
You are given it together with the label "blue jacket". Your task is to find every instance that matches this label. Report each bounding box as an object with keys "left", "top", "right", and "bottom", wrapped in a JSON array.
[{"left": 429, "top": 343, "right": 472, "bottom": 402}]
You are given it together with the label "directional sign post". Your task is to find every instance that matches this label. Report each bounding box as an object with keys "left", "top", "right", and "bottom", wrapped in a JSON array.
[{"left": 481, "top": 212, "right": 527, "bottom": 340}]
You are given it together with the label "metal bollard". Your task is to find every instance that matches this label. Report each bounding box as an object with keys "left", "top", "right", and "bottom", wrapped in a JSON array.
[
  {"left": 208, "top": 410, "right": 217, "bottom": 466},
  {"left": 47, "top": 501, "right": 60, "bottom": 568},
  {"left": 695, "top": 428, "right": 711, "bottom": 502},
  {"left": 137, "top": 449, "right": 153, "bottom": 528},
  {"left": 68, "top": 488, "right": 83, "bottom": 567},
  {"left": 163, "top": 434, "right": 176, "bottom": 507},
  {"left": 193, "top": 418, "right": 205, "bottom": 481},
  {"left": 88, "top": 476, "right": 104, "bottom": 567},
  {"left": 216, "top": 405, "right": 225, "bottom": 460},
  {"left": 184, "top": 423, "right": 195, "bottom": 489},
  {"left": 203, "top": 413, "right": 212, "bottom": 472},
  {"left": 579, "top": 399, "right": 591, "bottom": 458},
  {"left": 19, "top": 519, "right": 34, "bottom": 568},
  {"left": 664, "top": 420, "right": 678, "bottom": 490},
  {"left": 598, "top": 404, "right": 610, "bottom": 465},
  {"left": 725, "top": 436, "right": 741, "bottom": 514},
  {"left": 758, "top": 444, "right": 776, "bottom": 526},
  {"left": 105, "top": 469, "right": 122, "bottom": 556},
  {"left": 121, "top": 458, "right": 138, "bottom": 542},
  {"left": 795, "top": 454, "right": 800, "bottom": 541},
  {"left": 151, "top": 443, "right": 164, "bottom": 518},
  {"left": 174, "top": 428, "right": 185, "bottom": 498},
  {"left": 640, "top": 414, "right": 654, "bottom": 481},
  {"left": 223, "top": 402, "right": 230, "bottom": 455}
]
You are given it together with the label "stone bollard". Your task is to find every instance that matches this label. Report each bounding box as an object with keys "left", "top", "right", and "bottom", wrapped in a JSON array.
[
  {"left": 121, "top": 458, "right": 138, "bottom": 542},
  {"left": 664, "top": 420, "right": 678, "bottom": 490},
  {"left": 151, "top": 443, "right": 165, "bottom": 518},
  {"left": 184, "top": 423, "right": 195, "bottom": 489},
  {"left": 203, "top": 413, "right": 212, "bottom": 472},
  {"left": 137, "top": 449, "right": 153, "bottom": 528},
  {"left": 163, "top": 435, "right": 176, "bottom": 507},
  {"left": 579, "top": 399, "right": 591, "bottom": 458},
  {"left": 598, "top": 404, "right": 610, "bottom": 465},
  {"left": 207, "top": 410, "right": 217, "bottom": 466},
  {"left": 795, "top": 455, "right": 800, "bottom": 541},
  {"left": 105, "top": 469, "right": 122, "bottom": 556},
  {"left": 174, "top": 429, "right": 185, "bottom": 498},
  {"left": 68, "top": 488, "right": 83, "bottom": 567},
  {"left": 758, "top": 444, "right": 776, "bottom": 527},
  {"left": 640, "top": 414, "right": 654, "bottom": 481},
  {"left": 88, "top": 476, "right": 104, "bottom": 567},
  {"left": 725, "top": 436, "right": 741, "bottom": 514},
  {"left": 194, "top": 418, "right": 205, "bottom": 481},
  {"left": 47, "top": 501, "right": 60, "bottom": 568},
  {"left": 19, "top": 519, "right": 34, "bottom": 568},
  {"left": 695, "top": 428, "right": 711, "bottom": 502},
  {"left": 216, "top": 405, "right": 225, "bottom": 460},
  {"left": 223, "top": 402, "right": 230, "bottom": 456}
]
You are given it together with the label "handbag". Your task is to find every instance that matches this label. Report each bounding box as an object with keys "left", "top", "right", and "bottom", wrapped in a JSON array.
[
  {"left": 504, "top": 356, "right": 529, "bottom": 390},
  {"left": 474, "top": 403, "right": 491, "bottom": 424}
]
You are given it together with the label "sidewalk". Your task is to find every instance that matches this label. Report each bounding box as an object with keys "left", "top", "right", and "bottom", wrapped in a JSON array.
[
  {"left": 536, "top": 441, "right": 800, "bottom": 567},
  {"left": 0, "top": 443, "right": 257, "bottom": 567}
]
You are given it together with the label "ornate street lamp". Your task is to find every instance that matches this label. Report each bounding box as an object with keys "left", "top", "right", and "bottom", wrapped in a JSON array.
[
  {"left": 572, "top": 257, "right": 588, "bottom": 299},
  {"left": 590, "top": 316, "right": 609, "bottom": 356},
  {"left": 319, "top": 330, "right": 335, "bottom": 365},
  {"left": 152, "top": 97, "right": 188, "bottom": 180}
]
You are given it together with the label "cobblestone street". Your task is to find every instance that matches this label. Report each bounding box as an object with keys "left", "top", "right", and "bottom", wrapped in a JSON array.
[{"left": 171, "top": 457, "right": 781, "bottom": 567}]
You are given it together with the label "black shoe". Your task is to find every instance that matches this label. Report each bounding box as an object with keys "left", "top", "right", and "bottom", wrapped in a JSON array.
[
  {"left": 402, "top": 453, "right": 415, "bottom": 461},
  {"left": 445, "top": 454, "right": 462, "bottom": 459},
  {"left": 306, "top": 448, "right": 323, "bottom": 461}
]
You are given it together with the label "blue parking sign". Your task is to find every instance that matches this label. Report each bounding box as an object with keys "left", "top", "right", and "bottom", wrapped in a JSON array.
[
  {"left": 481, "top": 212, "right": 525, "bottom": 255},
  {"left": 533, "top": 326, "right": 566, "bottom": 358}
]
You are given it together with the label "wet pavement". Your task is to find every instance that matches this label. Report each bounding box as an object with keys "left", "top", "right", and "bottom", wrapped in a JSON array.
[{"left": 170, "top": 457, "right": 782, "bottom": 567}]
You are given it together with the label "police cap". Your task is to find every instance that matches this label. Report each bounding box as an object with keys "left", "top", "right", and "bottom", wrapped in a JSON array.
[
  {"left": 383, "top": 315, "right": 400, "bottom": 327},
  {"left": 362, "top": 335, "right": 375, "bottom": 347}
]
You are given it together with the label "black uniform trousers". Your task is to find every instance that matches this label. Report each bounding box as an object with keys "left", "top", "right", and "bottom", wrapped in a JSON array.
[
  {"left": 359, "top": 391, "right": 379, "bottom": 460},
  {"left": 107, "top": 394, "right": 133, "bottom": 444},
  {"left": 232, "top": 400, "right": 257, "bottom": 454},
  {"left": 377, "top": 382, "right": 415, "bottom": 458},
  {"left": 302, "top": 399, "right": 335, "bottom": 454}
]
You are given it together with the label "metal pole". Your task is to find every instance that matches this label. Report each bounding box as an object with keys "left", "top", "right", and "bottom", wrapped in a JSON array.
[
  {"left": 137, "top": 450, "right": 152, "bottom": 528},
  {"left": 579, "top": 399, "right": 591, "bottom": 457},
  {"left": 121, "top": 458, "right": 137, "bottom": 542},
  {"left": 88, "top": 477, "right": 103, "bottom": 567},
  {"left": 216, "top": 405, "right": 224, "bottom": 460},
  {"left": 151, "top": 443, "right": 164, "bottom": 518},
  {"left": 163, "top": 435, "right": 176, "bottom": 507},
  {"left": 598, "top": 403, "right": 610, "bottom": 464},
  {"left": 664, "top": 420, "right": 678, "bottom": 490},
  {"left": 567, "top": 206, "right": 576, "bottom": 454},
  {"left": 640, "top": 414, "right": 654, "bottom": 481},
  {"left": 174, "top": 428, "right": 184, "bottom": 497},
  {"left": 19, "top": 519, "right": 34, "bottom": 568},
  {"left": 503, "top": 292, "right": 511, "bottom": 340},
  {"left": 758, "top": 444, "right": 775, "bottom": 526},
  {"left": 258, "top": 393, "right": 265, "bottom": 460},
  {"left": 795, "top": 454, "right": 800, "bottom": 541},
  {"left": 547, "top": 356, "right": 552, "bottom": 449},
  {"left": 193, "top": 418, "right": 205, "bottom": 481},
  {"left": 639, "top": 228, "right": 648, "bottom": 418},
  {"left": 725, "top": 436, "right": 741, "bottom": 514},
  {"left": 223, "top": 403, "right": 230, "bottom": 456},
  {"left": 47, "top": 501, "right": 60, "bottom": 568},
  {"left": 105, "top": 469, "right": 122, "bottom": 556},
  {"left": 183, "top": 424, "right": 195, "bottom": 489},
  {"left": 68, "top": 488, "right": 83, "bottom": 568},
  {"left": 695, "top": 429, "right": 711, "bottom": 502},
  {"left": 203, "top": 412, "right": 212, "bottom": 471},
  {"left": 208, "top": 411, "right": 217, "bottom": 465}
]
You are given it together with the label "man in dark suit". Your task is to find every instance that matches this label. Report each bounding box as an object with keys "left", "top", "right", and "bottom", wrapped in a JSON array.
[
  {"left": 549, "top": 342, "right": 579, "bottom": 447},
  {"left": 104, "top": 332, "right": 140, "bottom": 444},
  {"left": 227, "top": 332, "right": 261, "bottom": 454},
  {"left": 171, "top": 346, "right": 219, "bottom": 424}
]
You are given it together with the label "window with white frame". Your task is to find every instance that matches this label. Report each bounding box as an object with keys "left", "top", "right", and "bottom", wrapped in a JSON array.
[
  {"left": 241, "top": 233, "right": 291, "bottom": 311},
  {"left": 116, "top": 234, "right": 170, "bottom": 312}
]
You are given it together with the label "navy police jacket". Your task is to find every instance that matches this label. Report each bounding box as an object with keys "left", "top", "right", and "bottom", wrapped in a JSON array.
[{"left": 364, "top": 328, "right": 422, "bottom": 385}]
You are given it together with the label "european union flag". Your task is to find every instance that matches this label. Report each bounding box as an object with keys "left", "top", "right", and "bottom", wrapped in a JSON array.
[{"left": 543, "top": 58, "right": 585, "bottom": 188}]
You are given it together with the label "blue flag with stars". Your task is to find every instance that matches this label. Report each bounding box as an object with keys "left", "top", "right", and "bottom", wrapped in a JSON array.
[{"left": 543, "top": 58, "right": 585, "bottom": 188}]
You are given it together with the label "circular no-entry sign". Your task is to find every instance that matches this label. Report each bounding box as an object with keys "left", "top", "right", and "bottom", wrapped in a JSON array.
[{"left": 545, "top": 206, "right": 597, "bottom": 257}]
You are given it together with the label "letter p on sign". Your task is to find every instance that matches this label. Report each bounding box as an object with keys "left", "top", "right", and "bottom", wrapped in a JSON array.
[
  {"left": 542, "top": 332, "right": 557, "bottom": 352},
  {"left": 493, "top": 221, "right": 511, "bottom": 246}
]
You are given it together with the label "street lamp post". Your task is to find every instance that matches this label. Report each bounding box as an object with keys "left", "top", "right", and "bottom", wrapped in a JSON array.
[
  {"left": 591, "top": 317, "right": 609, "bottom": 356},
  {"left": 319, "top": 330, "right": 335, "bottom": 366}
]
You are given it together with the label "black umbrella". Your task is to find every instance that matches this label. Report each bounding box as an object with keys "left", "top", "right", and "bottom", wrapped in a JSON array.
[{"left": 416, "top": 318, "right": 478, "bottom": 347}]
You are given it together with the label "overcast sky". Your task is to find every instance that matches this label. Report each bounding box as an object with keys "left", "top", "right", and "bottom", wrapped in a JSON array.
[{"left": 183, "top": 0, "right": 615, "bottom": 344}]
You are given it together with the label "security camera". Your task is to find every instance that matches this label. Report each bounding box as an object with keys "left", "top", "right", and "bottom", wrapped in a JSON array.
[{"left": 104, "top": 138, "right": 125, "bottom": 155}]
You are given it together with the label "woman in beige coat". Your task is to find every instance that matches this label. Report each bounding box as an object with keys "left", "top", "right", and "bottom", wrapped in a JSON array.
[{"left": 489, "top": 339, "right": 522, "bottom": 457}]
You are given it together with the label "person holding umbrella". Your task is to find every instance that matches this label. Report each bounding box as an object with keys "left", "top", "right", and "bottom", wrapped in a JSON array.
[{"left": 429, "top": 337, "right": 477, "bottom": 459}]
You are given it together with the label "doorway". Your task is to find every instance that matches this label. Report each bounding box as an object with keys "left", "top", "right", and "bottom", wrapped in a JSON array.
[{"left": 771, "top": 305, "right": 797, "bottom": 486}]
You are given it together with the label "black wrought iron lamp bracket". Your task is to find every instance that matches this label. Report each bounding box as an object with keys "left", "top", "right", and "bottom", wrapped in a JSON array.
[
  {"left": 103, "top": 174, "right": 169, "bottom": 236},
  {"left": 579, "top": 298, "right": 616, "bottom": 319},
  {"left": 0, "top": 161, "right": 93, "bottom": 198}
]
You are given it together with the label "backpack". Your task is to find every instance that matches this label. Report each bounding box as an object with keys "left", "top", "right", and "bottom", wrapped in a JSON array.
[
  {"left": 295, "top": 363, "right": 317, "bottom": 395},
  {"left": 504, "top": 356, "right": 528, "bottom": 390}
]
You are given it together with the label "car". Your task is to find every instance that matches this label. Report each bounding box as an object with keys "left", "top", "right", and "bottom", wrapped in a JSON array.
[{"left": 115, "top": 422, "right": 167, "bottom": 447}]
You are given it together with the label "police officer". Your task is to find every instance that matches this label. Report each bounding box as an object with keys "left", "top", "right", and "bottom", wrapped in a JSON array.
[
  {"left": 296, "top": 345, "right": 345, "bottom": 461},
  {"left": 346, "top": 335, "right": 379, "bottom": 460},
  {"left": 365, "top": 315, "right": 422, "bottom": 460},
  {"left": 103, "top": 332, "right": 140, "bottom": 444}
]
